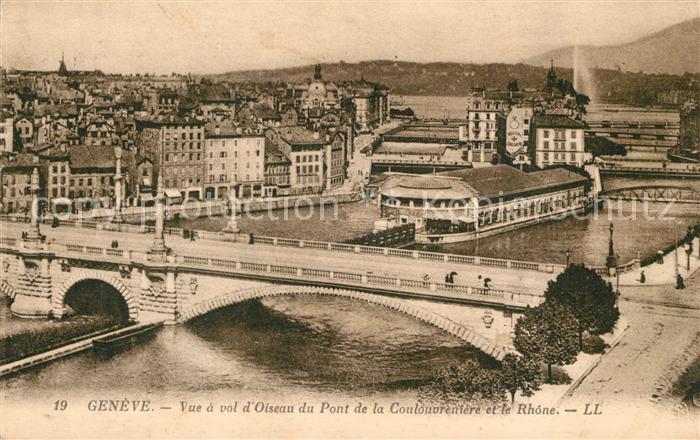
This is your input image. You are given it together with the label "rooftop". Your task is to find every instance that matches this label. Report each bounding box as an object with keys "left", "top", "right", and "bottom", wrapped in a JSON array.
[
  {"left": 440, "top": 165, "right": 588, "bottom": 199},
  {"left": 532, "top": 114, "right": 587, "bottom": 129}
]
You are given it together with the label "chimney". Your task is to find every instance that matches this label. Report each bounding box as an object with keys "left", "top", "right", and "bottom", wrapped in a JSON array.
[
  {"left": 215, "top": 125, "right": 220, "bottom": 135},
  {"left": 236, "top": 126, "right": 242, "bottom": 135},
  {"left": 32, "top": 154, "right": 39, "bottom": 164},
  {"left": 325, "top": 134, "right": 330, "bottom": 142},
  {"left": 313, "top": 131, "right": 320, "bottom": 140}
]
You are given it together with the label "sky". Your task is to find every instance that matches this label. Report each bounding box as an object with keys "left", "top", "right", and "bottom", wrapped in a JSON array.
[{"left": 1, "top": 1, "right": 698, "bottom": 74}]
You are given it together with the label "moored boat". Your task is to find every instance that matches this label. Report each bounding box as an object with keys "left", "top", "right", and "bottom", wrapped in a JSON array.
[{"left": 92, "top": 322, "right": 163, "bottom": 356}]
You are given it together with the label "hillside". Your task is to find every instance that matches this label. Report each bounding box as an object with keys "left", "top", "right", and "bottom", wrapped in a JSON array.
[
  {"left": 206, "top": 61, "right": 556, "bottom": 96},
  {"left": 205, "top": 60, "right": 699, "bottom": 107},
  {"left": 525, "top": 18, "right": 700, "bottom": 75}
]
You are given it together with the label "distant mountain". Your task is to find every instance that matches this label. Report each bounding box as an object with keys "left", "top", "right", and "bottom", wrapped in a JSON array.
[{"left": 525, "top": 18, "right": 700, "bottom": 75}]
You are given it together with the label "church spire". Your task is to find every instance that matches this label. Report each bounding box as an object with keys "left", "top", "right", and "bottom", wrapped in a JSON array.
[{"left": 58, "top": 52, "right": 68, "bottom": 76}]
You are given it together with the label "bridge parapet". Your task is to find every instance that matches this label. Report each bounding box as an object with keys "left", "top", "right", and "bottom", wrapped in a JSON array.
[{"left": 0, "top": 238, "right": 542, "bottom": 323}]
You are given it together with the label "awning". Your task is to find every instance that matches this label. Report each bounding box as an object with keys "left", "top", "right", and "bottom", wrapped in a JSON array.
[
  {"left": 139, "top": 193, "right": 155, "bottom": 202},
  {"left": 164, "top": 189, "right": 182, "bottom": 198},
  {"left": 51, "top": 197, "right": 72, "bottom": 205}
]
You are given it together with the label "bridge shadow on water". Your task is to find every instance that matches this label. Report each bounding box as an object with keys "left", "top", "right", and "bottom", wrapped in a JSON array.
[{"left": 184, "top": 296, "right": 493, "bottom": 393}]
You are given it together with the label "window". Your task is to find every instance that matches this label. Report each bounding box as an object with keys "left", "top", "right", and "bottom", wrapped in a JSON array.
[
  {"left": 52, "top": 177, "right": 57, "bottom": 184},
  {"left": 571, "top": 130, "right": 577, "bottom": 138},
  {"left": 544, "top": 130, "right": 550, "bottom": 139},
  {"left": 209, "top": 164, "right": 213, "bottom": 171},
  {"left": 79, "top": 179, "right": 84, "bottom": 186},
  {"left": 87, "top": 178, "right": 92, "bottom": 186},
  {"left": 70, "top": 179, "right": 75, "bottom": 186},
  {"left": 52, "top": 166, "right": 58, "bottom": 173},
  {"left": 523, "top": 119, "right": 529, "bottom": 125},
  {"left": 543, "top": 141, "right": 550, "bottom": 150},
  {"left": 221, "top": 163, "right": 225, "bottom": 170},
  {"left": 543, "top": 152, "right": 549, "bottom": 161}
]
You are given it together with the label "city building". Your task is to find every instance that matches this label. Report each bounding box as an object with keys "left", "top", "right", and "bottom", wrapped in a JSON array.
[
  {"left": 276, "top": 126, "right": 346, "bottom": 194},
  {"left": 530, "top": 115, "right": 587, "bottom": 168},
  {"left": 0, "top": 111, "right": 15, "bottom": 153},
  {"left": 459, "top": 92, "right": 507, "bottom": 163},
  {"left": 44, "top": 144, "right": 127, "bottom": 211},
  {"left": 504, "top": 106, "right": 533, "bottom": 156},
  {"left": 378, "top": 165, "right": 590, "bottom": 243},
  {"left": 203, "top": 122, "right": 265, "bottom": 199},
  {"left": 0, "top": 153, "right": 43, "bottom": 213},
  {"left": 135, "top": 114, "right": 206, "bottom": 200},
  {"left": 264, "top": 140, "right": 291, "bottom": 197}
]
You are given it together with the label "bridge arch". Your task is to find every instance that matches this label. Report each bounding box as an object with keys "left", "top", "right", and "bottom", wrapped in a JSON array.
[
  {"left": 54, "top": 274, "right": 137, "bottom": 321},
  {"left": 179, "top": 285, "right": 509, "bottom": 360}
]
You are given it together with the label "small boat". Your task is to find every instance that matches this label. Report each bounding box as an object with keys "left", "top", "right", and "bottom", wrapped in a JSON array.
[{"left": 92, "top": 322, "right": 163, "bottom": 356}]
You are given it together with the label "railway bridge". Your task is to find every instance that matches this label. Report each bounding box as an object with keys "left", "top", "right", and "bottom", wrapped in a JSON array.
[{"left": 600, "top": 185, "right": 700, "bottom": 204}]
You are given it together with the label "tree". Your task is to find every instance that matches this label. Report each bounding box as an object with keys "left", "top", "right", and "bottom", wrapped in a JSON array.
[
  {"left": 514, "top": 302, "right": 579, "bottom": 383},
  {"left": 507, "top": 79, "right": 519, "bottom": 92},
  {"left": 544, "top": 264, "right": 620, "bottom": 351},
  {"left": 500, "top": 353, "right": 541, "bottom": 402},
  {"left": 419, "top": 359, "right": 505, "bottom": 404}
]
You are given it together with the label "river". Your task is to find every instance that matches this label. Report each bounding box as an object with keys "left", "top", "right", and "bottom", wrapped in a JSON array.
[
  {"left": 166, "top": 175, "right": 700, "bottom": 267},
  {"left": 1, "top": 296, "right": 476, "bottom": 403}
]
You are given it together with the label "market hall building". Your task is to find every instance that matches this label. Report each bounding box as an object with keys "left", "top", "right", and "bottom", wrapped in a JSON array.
[{"left": 378, "top": 165, "right": 591, "bottom": 243}]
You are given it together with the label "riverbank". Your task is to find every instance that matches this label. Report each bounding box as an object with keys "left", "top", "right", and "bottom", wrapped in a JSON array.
[{"left": 0, "top": 314, "right": 119, "bottom": 366}]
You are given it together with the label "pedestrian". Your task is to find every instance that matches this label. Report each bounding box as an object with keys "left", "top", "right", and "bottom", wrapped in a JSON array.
[
  {"left": 445, "top": 273, "right": 450, "bottom": 283},
  {"left": 249, "top": 233, "right": 255, "bottom": 245},
  {"left": 114, "top": 240, "right": 119, "bottom": 249},
  {"left": 484, "top": 277, "right": 492, "bottom": 288},
  {"left": 640, "top": 270, "right": 646, "bottom": 284},
  {"left": 676, "top": 274, "right": 685, "bottom": 290},
  {"left": 190, "top": 229, "right": 195, "bottom": 242}
]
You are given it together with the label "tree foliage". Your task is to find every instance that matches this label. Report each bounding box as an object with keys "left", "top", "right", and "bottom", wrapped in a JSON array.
[
  {"left": 544, "top": 264, "right": 620, "bottom": 351},
  {"left": 500, "top": 353, "right": 541, "bottom": 402},
  {"left": 419, "top": 359, "right": 505, "bottom": 405},
  {"left": 514, "top": 302, "right": 579, "bottom": 383}
]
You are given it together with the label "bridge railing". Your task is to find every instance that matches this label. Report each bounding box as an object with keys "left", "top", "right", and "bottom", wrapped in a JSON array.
[
  {"left": 250, "top": 234, "right": 562, "bottom": 274},
  {"left": 0, "top": 220, "right": 562, "bottom": 275},
  {"left": 1, "top": 238, "right": 540, "bottom": 307}
]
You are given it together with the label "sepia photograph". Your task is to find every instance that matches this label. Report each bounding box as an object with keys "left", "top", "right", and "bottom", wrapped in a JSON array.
[{"left": 0, "top": 1, "right": 699, "bottom": 438}]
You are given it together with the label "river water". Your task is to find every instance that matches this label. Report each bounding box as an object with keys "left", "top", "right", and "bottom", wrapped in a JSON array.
[{"left": 1, "top": 297, "right": 476, "bottom": 402}]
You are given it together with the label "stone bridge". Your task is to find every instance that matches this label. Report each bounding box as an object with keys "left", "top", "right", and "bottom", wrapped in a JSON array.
[
  {"left": 0, "top": 231, "right": 535, "bottom": 360},
  {"left": 0, "top": 175, "right": 558, "bottom": 361}
]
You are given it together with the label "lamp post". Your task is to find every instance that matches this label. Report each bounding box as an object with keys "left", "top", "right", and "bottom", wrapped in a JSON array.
[
  {"left": 685, "top": 242, "right": 693, "bottom": 271},
  {"left": 565, "top": 248, "right": 571, "bottom": 267},
  {"left": 113, "top": 145, "right": 123, "bottom": 223},
  {"left": 606, "top": 223, "right": 618, "bottom": 277},
  {"left": 674, "top": 222, "right": 679, "bottom": 278}
]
